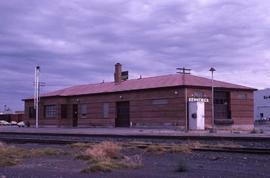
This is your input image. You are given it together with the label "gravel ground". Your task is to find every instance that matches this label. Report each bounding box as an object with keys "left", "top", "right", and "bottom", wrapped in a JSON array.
[{"left": 0, "top": 144, "right": 270, "bottom": 178}]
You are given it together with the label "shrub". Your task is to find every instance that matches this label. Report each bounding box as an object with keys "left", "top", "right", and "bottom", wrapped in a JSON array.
[
  {"left": 0, "top": 144, "right": 67, "bottom": 167},
  {"left": 78, "top": 141, "right": 143, "bottom": 173}
]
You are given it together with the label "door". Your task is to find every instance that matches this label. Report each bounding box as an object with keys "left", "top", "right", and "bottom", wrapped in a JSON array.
[
  {"left": 197, "top": 102, "right": 205, "bottom": 130},
  {"left": 116, "top": 101, "right": 130, "bottom": 127},
  {"left": 189, "top": 101, "right": 205, "bottom": 130},
  {"left": 72, "top": 104, "right": 78, "bottom": 127}
]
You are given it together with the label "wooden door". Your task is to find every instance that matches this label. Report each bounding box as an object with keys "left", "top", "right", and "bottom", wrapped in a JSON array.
[{"left": 116, "top": 101, "right": 130, "bottom": 127}]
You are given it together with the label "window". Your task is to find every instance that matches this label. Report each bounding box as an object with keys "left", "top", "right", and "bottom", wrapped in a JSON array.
[
  {"left": 103, "top": 103, "right": 109, "bottom": 118},
  {"left": 29, "top": 107, "right": 36, "bottom": 118},
  {"left": 152, "top": 99, "right": 168, "bottom": 105},
  {"left": 44, "top": 105, "right": 57, "bottom": 118},
  {"left": 61, "top": 104, "right": 68, "bottom": 119},
  {"left": 79, "top": 104, "right": 88, "bottom": 117}
]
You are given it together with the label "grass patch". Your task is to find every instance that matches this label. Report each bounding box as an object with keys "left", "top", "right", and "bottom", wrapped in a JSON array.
[
  {"left": 70, "top": 142, "right": 93, "bottom": 150},
  {"left": 76, "top": 141, "right": 143, "bottom": 173},
  {"left": 122, "top": 141, "right": 242, "bottom": 154},
  {"left": 122, "top": 142, "right": 193, "bottom": 154},
  {"left": 0, "top": 142, "right": 67, "bottom": 167},
  {"left": 144, "top": 144, "right": 192, "bottom": 154}
]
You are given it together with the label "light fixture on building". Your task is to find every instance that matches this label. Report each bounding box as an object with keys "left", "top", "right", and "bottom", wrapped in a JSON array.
[
  {"left": 174, "top": 91, "right": 179, "bottom": 95},
  {"left": 119, "top": 95, "right": 123, "bottom": 99}
]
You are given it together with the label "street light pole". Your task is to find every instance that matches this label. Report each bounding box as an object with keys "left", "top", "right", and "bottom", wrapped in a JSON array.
[
  {"left": 209, "top": 67, "right": 216, "bottom": 133},
  {"left": 34, "top": 66, "right": 40, "bottom": 128}
]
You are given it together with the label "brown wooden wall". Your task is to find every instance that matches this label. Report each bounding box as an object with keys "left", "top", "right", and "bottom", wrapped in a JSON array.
[
  {"left": 230, "top": 90, "right": 254, "bottom": 125},
  {"left": 24, "top": 87, "right": 186, "bottom": 128},
  {"left": 24, "top": 86, "right": 254, "bottom": 129}
]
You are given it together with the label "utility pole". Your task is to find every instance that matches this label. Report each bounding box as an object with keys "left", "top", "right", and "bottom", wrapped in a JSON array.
[
  {"left": 177, "top": 67, "right": 191, "bottom": 132},
  {"left": 34, "top": 66, "right": 40, "bottom": 128}
]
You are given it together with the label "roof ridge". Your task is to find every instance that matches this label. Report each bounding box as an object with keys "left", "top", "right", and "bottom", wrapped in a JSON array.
[{"left": 68, "top": 73, "right": 179, "bottom": 87}]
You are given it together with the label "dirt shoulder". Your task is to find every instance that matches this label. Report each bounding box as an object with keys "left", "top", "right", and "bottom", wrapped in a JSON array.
[{"left": 0, "top": 143, "right": 269, "bottom": 178}]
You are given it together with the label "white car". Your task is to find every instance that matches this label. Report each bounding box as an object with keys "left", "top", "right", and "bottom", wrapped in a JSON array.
[
  {"left": 17, "top": 121, "right": 27, "bottom": 127},
  {"left": 0, "top": 120, "right": 10, "bottom": 126},
  {"left": 10, "top": 121, "right": 18, "bottom": 126}
]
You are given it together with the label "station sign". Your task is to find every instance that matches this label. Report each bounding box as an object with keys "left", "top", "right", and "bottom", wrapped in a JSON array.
[{"left": 188, "top": 97, "right": 209, "bottom": 103}]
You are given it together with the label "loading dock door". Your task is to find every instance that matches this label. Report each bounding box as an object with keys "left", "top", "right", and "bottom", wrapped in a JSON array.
[
  {"left": 116, "top": 101, "right": 130, "bottom": 127},
  {"left": 189, "top": 101, "right": 205, "bottom": 130}
]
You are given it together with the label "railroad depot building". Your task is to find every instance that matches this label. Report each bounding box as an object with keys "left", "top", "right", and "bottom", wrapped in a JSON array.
[{"left": 23, "top": 63, "right": 256, "bottom": 130}]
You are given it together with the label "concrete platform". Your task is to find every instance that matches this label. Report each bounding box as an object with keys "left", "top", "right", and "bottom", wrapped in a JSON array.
[{"left": 0, "top": 127, "right": 269, "bottom": 138}]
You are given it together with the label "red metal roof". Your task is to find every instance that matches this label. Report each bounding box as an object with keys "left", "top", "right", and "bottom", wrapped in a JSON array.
[{"left": 39, "top": 74, "right": 255, "bottom": 98}]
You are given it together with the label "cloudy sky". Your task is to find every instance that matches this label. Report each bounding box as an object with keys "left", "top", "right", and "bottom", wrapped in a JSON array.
[{"left": 0, "top": 0, "right": 270, "bottom": 111}]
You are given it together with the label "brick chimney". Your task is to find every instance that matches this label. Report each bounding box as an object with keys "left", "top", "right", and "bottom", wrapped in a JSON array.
[{"left": 114, "top": 63, "right": 122, "bottom": 83}]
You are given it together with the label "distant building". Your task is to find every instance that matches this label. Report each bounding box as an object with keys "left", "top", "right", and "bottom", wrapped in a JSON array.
[
  {"left": 23, "top": 63, "right": 255, "bottom": 130},
  {"left": 254, "top": 89, "right": 270, "bottom": 120},
  {"left": 0, "top": 111, "right": 24, "bottom": 122}
]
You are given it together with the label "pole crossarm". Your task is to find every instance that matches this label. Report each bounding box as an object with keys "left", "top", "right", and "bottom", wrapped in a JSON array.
[{"left": 176, "top": 67, "right": 191, "bottom": 74}]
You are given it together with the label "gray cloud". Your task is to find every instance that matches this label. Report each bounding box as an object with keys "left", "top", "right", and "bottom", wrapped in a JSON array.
[{"left": 0, "top": 0, "right": 270, "bottom": 111}]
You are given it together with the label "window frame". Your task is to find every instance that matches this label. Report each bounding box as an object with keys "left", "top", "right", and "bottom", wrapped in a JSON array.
[{"left": 44, "top": 105, "right": 57, "bottom": 119}]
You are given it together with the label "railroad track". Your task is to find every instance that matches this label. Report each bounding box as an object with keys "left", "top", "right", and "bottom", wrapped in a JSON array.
[{"left": 1, "top": 132, "right": 270, "bottom": 154}]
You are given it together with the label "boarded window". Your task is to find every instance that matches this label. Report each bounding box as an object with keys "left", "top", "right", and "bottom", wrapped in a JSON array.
[
  {"left": 61, "top": 104, "right": 68, "bottom": 119},
  {"left": 29, "top": 107, "right": 36, "bottom": 118},
  {"left": 103, "top": 103, "right": 109, "bottom": 118},
  {"left": 193, "top": 91, "right": 205, "bottom": 97},
  {"left": 79, "top": 104, "right": 88, "bottom": 117},
  {"left": 152, "top": 99, "right": 168, "bottom": 105},
  {"left": 238, "top": 93, "right": 247, "bottom": 100},
  {"left": 44, "top": 105, "right": 57, "bottom": 118}
]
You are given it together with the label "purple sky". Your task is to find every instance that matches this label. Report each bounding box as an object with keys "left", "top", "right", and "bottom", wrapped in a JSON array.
[{"left": 0, "top": 0, "right": 270, "bottom": 111}]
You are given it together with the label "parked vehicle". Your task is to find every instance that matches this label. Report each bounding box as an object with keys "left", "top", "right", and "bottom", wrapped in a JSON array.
[
  {"left": 0, "top": 120, "right": 10, "bottom": 126},
  {"left": 17, "top": 121, "right": 27, "bottom": 127},
  {"left": 0, "top": 120, "right": 30, "bottom": 127}
]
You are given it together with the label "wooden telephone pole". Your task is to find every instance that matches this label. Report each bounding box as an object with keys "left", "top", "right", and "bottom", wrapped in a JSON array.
[{"left": 176, "top": 67, "right": 191, "bottom": 132}]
